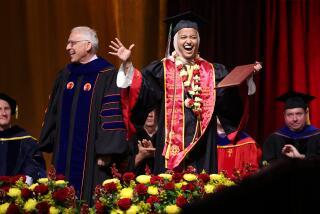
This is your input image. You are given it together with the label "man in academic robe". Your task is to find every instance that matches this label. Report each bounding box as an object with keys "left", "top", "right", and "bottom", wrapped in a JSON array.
[
  {"left": 262, "top": 90, "right": 320, "bottom": 165},
  {"left": 127, "top": 109, "right": 157, "bottom": 175},
  {"left": 109, "top": 12, "right": 262, "bottom": 174},
  {"left": 39, "top": 26, "right": 129, "bottom": 203},
  {"left": 0, "top": 93, "right": 46, "bottom": 184}
]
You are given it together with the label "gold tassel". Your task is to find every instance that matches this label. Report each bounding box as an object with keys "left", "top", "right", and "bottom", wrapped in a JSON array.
[
  {"left": 306, "top": 107, "right": 311, "bottom": 125},
  {"left": 15, "top": 105, "right": 18, "bottom": 120}
]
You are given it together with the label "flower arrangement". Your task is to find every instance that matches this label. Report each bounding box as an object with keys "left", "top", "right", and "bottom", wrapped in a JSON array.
[
  {"left": 175, "top": 57, "right": 203, "bottom": 117},
  {"left": 92, "top": 166, "right": 235, "bottom": 214},
  {"left": 0, "top": 166, "right": 78, "bottom": 214}
]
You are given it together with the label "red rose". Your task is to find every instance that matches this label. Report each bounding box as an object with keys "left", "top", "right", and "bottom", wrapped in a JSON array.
[
  {"left": 95, "top": 201, "right": 106, "bottom": 214},
  {"left": 0, "top": 186, "right": 9, "bottom": 192},
  {"left": 21, "top": 188, "right": 33, "bottom": 199},
  {"left": 176, "top": 195, "right": 188, "bottom": 207},
  {"left": 198, "top": 173, "right": 210, "bottom": 183},
  {"left": 36, "top": 201, "right": 50, "bottom": 213},
  {"left": 193, "top": 69, "right": 200, "bottom": 76},
  {"left": 0, "top": 176, "right": 10, "bottom": 184},
  {"left": 52, "top": 187, "right": 68, "bottom": 202},
  {"left": 10, "top": 175, "right": 25, "bottom": 183},
  {"left": 164, "top": 182, "right": 175, "bottom": 191},
  {"left": 117, "top": 198, "right": 132, "bottom": 210},
  {"left": 181, "top": 75, "right": 188, "bottom": 82},
  {"left": 56, "top": 174, "right": 66, "bottom": 180},
  {"left": 150, "top": 176, "right": 163, "bottom": 185},
  {"left": 103, "top": 182, "right": 118, "bottom": 193},
  {"left": 134, "top": 183, "right": 148, "bottom": 195},
  {"left": 122, "top": 172, "right": 135, "bottom": 184},
  {"left": 34, "top": 184, "right": 49, "bottom": 195},
  {"left": 188, "top": 99, "right": 195, "bottom": 106},
  {"left": 146, "top": 195, "right": 160, "bottom": 207},
  {"left": 177, "top": 64, "right": 183, "bottom": 70},
  {"left": 6, "top": 203, "right": 20, "bottom": 214},
  {"left": 182, "top": 183, "right": 195, "bottom": 191},
  {"left": 172, "top": 173, "right": 183, "bottom": 182}
]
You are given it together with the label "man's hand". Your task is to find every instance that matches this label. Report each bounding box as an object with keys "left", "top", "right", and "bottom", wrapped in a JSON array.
[
  {"left": 135, "top": 139, "right": 156, "bottom": 167},
  {"left": 108, "top": 38, "right": 135, "bottom": 63},
  {"left": 97, "top": 155, "right": 112, "bottom": 167},
  {"left": 281, "top": 144, "right": 305, "bottom": 159}
]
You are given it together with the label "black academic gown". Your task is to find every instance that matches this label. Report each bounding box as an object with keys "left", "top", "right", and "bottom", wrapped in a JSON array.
[
  {"left": 127, "top": 128, "right": 156, "bottom": 175},
  {"left": 0, "top": 125, "right": 46, "bottom": 179},
  {"left": 39, "top": 57, "right": 129, "bottom": 204},
  {"left": 130, "top": 60, "right": 242, "bottom": 174},
  {"left": 262, "top": 125, "right": 320, "bottom": 164}
]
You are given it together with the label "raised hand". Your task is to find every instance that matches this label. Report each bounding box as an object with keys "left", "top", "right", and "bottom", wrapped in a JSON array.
[
  {"left": 253, "top": 61, "right": 263, "bottom": 73},
  {"left": 108, "top": 38, "right": 135, "bottom": 63}
]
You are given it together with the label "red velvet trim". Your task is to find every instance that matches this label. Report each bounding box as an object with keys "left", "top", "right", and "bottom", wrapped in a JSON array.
[
  {"left": 120, "top": 69, "right": 142, "bottom": 140},
  {"left": 217, "top": 137, "right": 261, "bottom": 178}
]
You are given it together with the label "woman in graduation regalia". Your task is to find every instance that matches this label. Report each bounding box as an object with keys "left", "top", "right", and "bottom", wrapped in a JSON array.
[{"left": 110, "top": 12, "right": 262, "bottom": 174}]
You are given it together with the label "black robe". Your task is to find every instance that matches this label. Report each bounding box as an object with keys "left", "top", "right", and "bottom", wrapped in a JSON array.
[
  {"left": 127, "top": 128, "right": 156, "bottom": 175},
  {"left": 130, "top": 60, "right": 243, "bottom": 174},
  {"left": 39, "top": 57, "right": 129, "bottom": 204},
  {"left": 262, "top": 125, "right": 320, "bottom": 165},
  {"left": 0, "top": 125, "right": 46, "bottom": 180}
]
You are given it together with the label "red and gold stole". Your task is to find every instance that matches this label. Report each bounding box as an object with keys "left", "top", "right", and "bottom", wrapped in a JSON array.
[{"left": 163, "top": 58, "right": 216, "bottom": 169}]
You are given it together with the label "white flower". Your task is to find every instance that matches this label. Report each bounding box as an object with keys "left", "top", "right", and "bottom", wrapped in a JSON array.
[
  {"left": 194, "top": 97, "right": 202, "bottom": 102},
  {"left": 179, "top": 69, "right": 188, "bottom": 76}
]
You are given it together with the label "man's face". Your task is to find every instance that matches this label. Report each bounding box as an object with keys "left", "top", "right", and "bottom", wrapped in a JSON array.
[
  {"left": 176, "top": 28, "right": 199, "bottom": 60},
  {"left": 0, "top": 99, "right": 12, "bottom": 130},
  {"left": 66, "top": 31, "right": 91, "bottom": 63},
  {"left": 145, "top": 110, "right": 156, "bottom": 128},
  {"left": 284, "top": 107, "right": 307, "bottom": 132}
]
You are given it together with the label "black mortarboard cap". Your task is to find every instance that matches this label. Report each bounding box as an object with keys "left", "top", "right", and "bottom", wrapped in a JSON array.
[
  {"left": 0, "top": 93, "right": 17, "bottom": 115},
  {"left": 275, "top": 90, "right": 316, "bottom": 110},
  {"left": 165, "top": 11, "right": 206, "bottom": 36}
]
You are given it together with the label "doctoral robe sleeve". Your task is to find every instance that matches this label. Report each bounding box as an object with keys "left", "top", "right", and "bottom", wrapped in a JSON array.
[{"left": 39, "top": 71, "right": 65, "bottom": 152}]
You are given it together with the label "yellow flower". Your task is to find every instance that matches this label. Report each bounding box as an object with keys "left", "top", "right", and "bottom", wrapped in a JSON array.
[
  {"left": 224, "top": 180, "right": 236, "bottom": 187},
  {"left": 24, "top": 198, "right": 37, "bottom": 212},
  {"left": 55, "top": 180, "right": 66, "bottom": 186},
  {"left": 49, "top": 206, "right": 60, "bottom": 214},
  {"left": 126, "top": 205, "right": 139, "bottom": 214},
  {"left": 136, "top": 175, "right": 151, "bottom": 184},
  {"left": 183, "top": 174, "right": 197, "bottom": 182},
  {"left": 102, "top": 178, "right": 120, "bottom": 186},
  {"left": 209, "top": 174, "right": 224, "bottom": 182},
  {"left": 175, "top": 182, "right": 183, "bottom": 189},
  {"left": 110, "top": 209, "right": 124, "bottom": 214},
  {"left": 147, "top": 186, "right": 158, "bottom": 195},
  {"left": 38, "top": 178, "right": 49, "bottom": 184},
  {"left": 63, "top": 208, "right": 74, "bottom": 213},
  {"left": 204, "top": 184, "right": 215, "bottom": 194},
  {"left": 159, "top": 173, "right": 172, "bottom": 181},
  {"left": 0, "top": 203, "right": 10, "bottom": 214},
  {"left": 119, "top": 187, "right": 133, "bottom": 199},
  {"left": 165, "top": 205, "right": 181, "bottom": 214},
  {"left": 29, "top": 183, "right": 38, "bottom": 190},
  {"left": 7, "top": 188, "right": 21, "bottom": 197}
]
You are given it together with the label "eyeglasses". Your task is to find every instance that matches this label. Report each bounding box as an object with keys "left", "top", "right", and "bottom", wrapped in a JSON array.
[{"left": 66, "top": 40, "right": 89, "bottom": 47}]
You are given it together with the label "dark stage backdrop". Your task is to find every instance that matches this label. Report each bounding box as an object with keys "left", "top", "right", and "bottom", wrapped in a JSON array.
[{"left": 0, "top": 0, "right": 319, "bottom": 159}]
